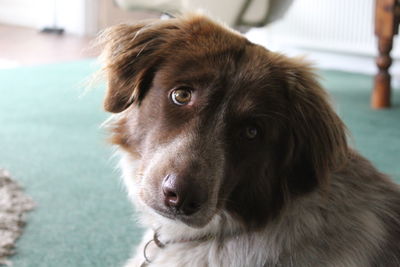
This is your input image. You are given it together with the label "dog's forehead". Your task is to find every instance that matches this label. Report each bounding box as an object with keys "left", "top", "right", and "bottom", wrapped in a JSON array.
[
  {"left": 150, "top": 16, "right": 285, "bottom": 116},
  {"left": 158, "top": 18, "right": 255, "bottom": 78},
  {"left": 157, "top": 41, "right": 277, "bottom": 115}
]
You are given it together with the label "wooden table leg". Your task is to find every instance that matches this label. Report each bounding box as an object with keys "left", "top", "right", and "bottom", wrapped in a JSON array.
[
  {"left": 372, "top": 35, "right": 393, "bottom": 108},
  {"left": 372, "top": 0, "right": 400, "bottom": 109}
]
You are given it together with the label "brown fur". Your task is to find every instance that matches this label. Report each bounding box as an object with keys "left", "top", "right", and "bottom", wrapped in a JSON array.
[{"left": 99, "top": 14, "right": 400, "bottom": 266}]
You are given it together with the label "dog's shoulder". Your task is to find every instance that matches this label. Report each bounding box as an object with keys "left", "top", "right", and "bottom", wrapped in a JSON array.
[
  {"left": 322, "top": 151, "right": 400, "bottom": 265},
  {"left": 370, "top": 189, "right": 400, "bottom": 266}
]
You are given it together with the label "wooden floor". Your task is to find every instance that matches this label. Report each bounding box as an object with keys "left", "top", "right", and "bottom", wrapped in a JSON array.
[{"left": 0, "top": 24, "right": 97, "bottom": 67}]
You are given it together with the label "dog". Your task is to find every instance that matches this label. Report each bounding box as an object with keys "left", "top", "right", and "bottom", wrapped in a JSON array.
[{"left": 99, "top": 14, "right": 400, "bottom": 267}]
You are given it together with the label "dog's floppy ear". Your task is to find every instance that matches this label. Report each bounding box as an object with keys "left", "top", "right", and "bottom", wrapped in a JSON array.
[
  {"left": 280, "top": 60, "right": 348, "bottom": 195},
  {"left": 99, "top": 20, "right": 177, "bottom": 113}
]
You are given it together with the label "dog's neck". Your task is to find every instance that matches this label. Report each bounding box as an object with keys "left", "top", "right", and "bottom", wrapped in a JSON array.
[
  {"left": 141, "top": 227, "right": 242, "bottom": 266},
  {"left": 156, "top": 229, "right": 215, "bottom": 245},
  {"left": 141, "top": 230, "right": 214, "bottom": 266}
]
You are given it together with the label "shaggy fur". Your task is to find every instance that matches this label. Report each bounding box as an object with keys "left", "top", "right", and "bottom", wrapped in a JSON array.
[{"left": 99, "top": 14, "right": 400, "bottom": 267}]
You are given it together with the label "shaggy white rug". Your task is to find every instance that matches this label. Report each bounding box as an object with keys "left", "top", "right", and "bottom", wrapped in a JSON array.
[{"left": 0, "top": 169, "right": 34, "bottom": 266}]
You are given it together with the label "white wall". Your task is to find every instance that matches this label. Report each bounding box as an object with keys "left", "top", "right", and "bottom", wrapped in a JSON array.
[
  {"left": 0, "top": 0, "right": 88, "bottom": 35},
  {"left": 0, "top": 0, "right": 156, "bottom": 36},
  {"left": 0, "top": 0, "right": 53, "bottom": 29},
  {"left": 55, "top": 0, "right": 86, "bottom": 35}
]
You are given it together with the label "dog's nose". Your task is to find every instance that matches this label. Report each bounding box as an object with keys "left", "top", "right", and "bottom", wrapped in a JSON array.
[{"left": 162, "top": 174, "right": 204, "bottom": 215}]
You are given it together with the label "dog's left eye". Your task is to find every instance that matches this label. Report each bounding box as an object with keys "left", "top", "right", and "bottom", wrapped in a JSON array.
[
  {"left": 170, "top": 88, "right": 192, "bottom": 106},
  {"left": 243, "top": 125, "right": 259, "bottom": 140}
]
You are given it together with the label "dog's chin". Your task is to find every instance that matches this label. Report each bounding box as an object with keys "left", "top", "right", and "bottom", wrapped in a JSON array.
[{"left": 148, "top": 204, "right": 215, "bottom": 228}]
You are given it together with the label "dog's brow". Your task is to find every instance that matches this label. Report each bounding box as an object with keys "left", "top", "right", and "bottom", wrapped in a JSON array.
[
  {"left": 173, "top": 73, "right": 215, "bottom": 87},
  {"left": 234, "top": 97, "right": 256, "bottom": 114}
]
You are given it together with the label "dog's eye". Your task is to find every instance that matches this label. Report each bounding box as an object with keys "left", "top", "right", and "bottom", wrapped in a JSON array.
[
  {"left": 170, "top": 88, "right": 192, "bottom": 106},
  {"left": 243, "top": 125, "right": 258, "bottom": 140}
]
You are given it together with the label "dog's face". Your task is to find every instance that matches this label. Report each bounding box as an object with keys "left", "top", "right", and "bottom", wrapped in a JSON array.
[{"left": 101, "top": 15, "right": 347, "bottom": 229}]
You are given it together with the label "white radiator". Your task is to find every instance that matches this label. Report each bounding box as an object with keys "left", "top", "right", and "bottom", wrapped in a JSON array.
[
  {"left": 260, "top": 0, "right": 400, "bottom": 57},
  {"left": 245, "top": 0, "right": 400, "bottom": 76}
]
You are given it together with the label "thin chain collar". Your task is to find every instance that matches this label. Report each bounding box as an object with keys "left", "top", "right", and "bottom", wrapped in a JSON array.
[{"left": 140, "top": 230, "right": 214, "bottom": 266}]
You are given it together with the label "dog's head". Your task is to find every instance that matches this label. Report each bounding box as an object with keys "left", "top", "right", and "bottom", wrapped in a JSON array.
[{"left": 100, "top": 15, "right": 348, "bottom": 229}]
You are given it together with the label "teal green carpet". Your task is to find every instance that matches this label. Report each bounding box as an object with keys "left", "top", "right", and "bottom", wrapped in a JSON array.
[{"left": 0, "top": 60, "right": 399, "bottom": 267}]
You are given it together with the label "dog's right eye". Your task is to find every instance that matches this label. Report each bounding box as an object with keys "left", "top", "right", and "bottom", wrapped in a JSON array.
[
  {"left": 170, "top": 88, "right": 192, "bottom": 106},
  {"left": 244, "top": 126, "right": 258, "bottom": 139},
  {"left": 242, "top": 125, "right": 259, "bottom": 140}
]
